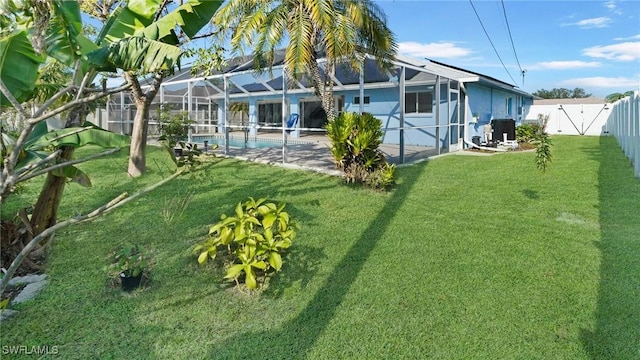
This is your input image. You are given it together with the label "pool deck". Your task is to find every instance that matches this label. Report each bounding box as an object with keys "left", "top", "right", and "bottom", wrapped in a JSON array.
[{"left": 192, "top": 131, "right": 440, "bottom": 175}]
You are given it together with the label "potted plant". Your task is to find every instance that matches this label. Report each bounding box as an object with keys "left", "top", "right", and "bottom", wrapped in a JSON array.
[{"left": 113, "top": 245, "right": 147, "bottom": 291}]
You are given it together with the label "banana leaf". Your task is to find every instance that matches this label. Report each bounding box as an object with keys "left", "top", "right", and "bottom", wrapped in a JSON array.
[
  {"left": 99, "top": 0, "right": 161, "bottom": 45},
  {"left": 87, "top": 36, "right": 183, "bottom": 73},
  {"left": 143, "top": 0, "right": 223, "bottom": 43},
  {"left": 0, "top": 30, "right": 45, "bottom": 106},
  {"left": 25, "top": 126, "right": 130, "bottom": 151},
  {"left": 46, "top": 1, "right": 97, "bottom": 68}
]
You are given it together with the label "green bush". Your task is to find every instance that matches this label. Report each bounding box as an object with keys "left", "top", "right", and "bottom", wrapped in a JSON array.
[
  {"left": 193, "top": 198, "right": 298, "bottom": 290},
  {"left": 534, "top": 133, "right": 552, "bottom": 172},
  {"left": 157, "top": 105, "right": 193, "bottom": 147},
  {"left": 516, "top": 123, "right": 542, "bottom": 143},
  {"left": 526, "top": 114, "right": 552, "bottom": 172},
  {"left": 325, "top": 112, "right": 395, "bottom": 190}
]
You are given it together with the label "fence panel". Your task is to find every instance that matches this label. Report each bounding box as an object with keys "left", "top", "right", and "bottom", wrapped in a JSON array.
[{"left": 605, "top": 91, "right": 640, "bottom": 178}]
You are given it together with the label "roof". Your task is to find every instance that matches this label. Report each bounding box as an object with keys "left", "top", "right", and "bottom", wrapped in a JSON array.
[
  {"left": 162, "top": 51, "right": 533, "bottom": 98},
  {"left": 534, "top": 97, "right": 606, "bottom": 105}
]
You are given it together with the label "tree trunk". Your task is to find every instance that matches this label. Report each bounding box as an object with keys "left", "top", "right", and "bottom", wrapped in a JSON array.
[
  {"left": 27, "top": 104, "right": 88, "bottom": 250},
  {"left": 125, "top": 72, "right": 163, "bottom": 178},
  {"left": 307, "top": 58, "right": 336, "bottom": 122},
  {"left": 29, "top": 146, "right": 75, "bottom": 237},
  {"left": 127, "top": 98, "right": 150, "bottom": 177}
]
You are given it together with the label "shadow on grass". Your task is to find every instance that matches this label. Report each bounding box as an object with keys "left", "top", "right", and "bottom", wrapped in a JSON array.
[
  {"left": 522, "top": 189, "right": 539, "bottom": 200},
  {"left": 206, "top": 162, "right": 427, "bottom": 357},
  {"left": 580, "top": 136, "right": 640, "bottom": 359},
  {"left": 263, "top": 244, "right": 328, "bottom": 299}
]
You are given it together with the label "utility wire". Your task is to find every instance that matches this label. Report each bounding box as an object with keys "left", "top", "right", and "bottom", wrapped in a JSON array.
[
  {"left": 468, "top": 0, "right": 518, "bottom": 86},
  {"left": 500, "top": 0, "right": 526, "bottom": 86}
]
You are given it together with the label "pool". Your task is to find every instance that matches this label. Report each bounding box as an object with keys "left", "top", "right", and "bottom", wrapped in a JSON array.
[{"left": 192, "top": 135, "right": 312, "bottom": 149}]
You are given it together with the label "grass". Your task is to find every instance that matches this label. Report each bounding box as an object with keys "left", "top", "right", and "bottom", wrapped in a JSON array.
[{"left": 1, "top": 136, "right": 639, "bottom": 359}]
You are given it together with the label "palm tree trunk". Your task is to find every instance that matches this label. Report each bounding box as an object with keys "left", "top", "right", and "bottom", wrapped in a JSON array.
[{"left": 307, "top": 59, "right": 337, "bottom": 122}]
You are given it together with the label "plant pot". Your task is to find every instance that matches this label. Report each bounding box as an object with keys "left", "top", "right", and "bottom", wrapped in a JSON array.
[{"left": 120, "top": 272, "right": 143, "bottom": 291}]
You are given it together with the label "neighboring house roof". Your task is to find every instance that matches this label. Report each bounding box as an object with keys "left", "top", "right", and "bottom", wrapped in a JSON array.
[{"left": 534, "top": 97, "right": 607, "bottom": 105}]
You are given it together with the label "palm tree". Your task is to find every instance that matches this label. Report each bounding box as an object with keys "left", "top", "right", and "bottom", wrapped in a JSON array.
[{"left": 212, "top": 0, "right": 397, "bottom": 121}]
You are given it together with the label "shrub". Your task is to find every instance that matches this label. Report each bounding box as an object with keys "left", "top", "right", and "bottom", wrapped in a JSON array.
[
  {"left": 531, "top": 113, "right": 552, "bottom": 172},
  {"left": 193, "top": 198, "right": 298, "bottom": 290},
  {"left": 157, "top": 105, "right": 193, "bottom": 147},
  {"left": 516, "top": 123, "right": 541, "bottom": 143},
  {"left": 325, "top": 112, "right": 395, "bottom": 190},
  {"left": 534, "top": 134, "right": 552, "bottom": 172}
]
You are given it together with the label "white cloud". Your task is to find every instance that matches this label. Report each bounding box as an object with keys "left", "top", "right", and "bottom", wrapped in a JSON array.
[
  {"left": 583, "top": 42, "right": 640, "bottom": 61},
  {"left": 564, "top": 17, "right": 612, "bottom": 28},
  {"left": 398, "top": 41, "right": 473, "bottom": 59},
  {"left": 604, "top": 0, "right": 623, "bottom": 15},
  {"left": 613, "top": 34, "right": 640, "bottom": 41},
  {"left": 558, "top": 76, "right": 640, "bottom": 88},
  {"left": 531, "top": 61, "right": 602, "bottom": 70}
]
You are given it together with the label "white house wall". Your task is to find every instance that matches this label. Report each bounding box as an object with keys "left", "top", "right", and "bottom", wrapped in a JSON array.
[{"left": 527, "top": 103, "right": 610, "bottom": 136}]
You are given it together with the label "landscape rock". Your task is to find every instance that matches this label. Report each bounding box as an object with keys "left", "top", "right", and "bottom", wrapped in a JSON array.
[
  {"left": 8, "top": 274, "right": 48, "bottom": 286},
  {"left": 11, "top": 280, "right": 49, "bottom": 305},
  {"left": 0, "top": 309, "right": 19, "bottom": 323}
]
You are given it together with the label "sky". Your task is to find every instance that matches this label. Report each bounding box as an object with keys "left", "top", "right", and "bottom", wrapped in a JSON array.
[{"left": 373, "top": 0, "right": 640, "bottom": 98}]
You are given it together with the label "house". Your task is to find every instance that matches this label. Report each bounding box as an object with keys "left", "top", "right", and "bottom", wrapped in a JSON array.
[{"left": 106, "top": 51, "right": 534, "bottom": 161}]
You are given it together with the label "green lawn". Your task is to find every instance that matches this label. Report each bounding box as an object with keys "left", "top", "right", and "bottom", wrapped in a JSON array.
[{"left": 1, "top": 136, "right": 639, "bottom": 359}]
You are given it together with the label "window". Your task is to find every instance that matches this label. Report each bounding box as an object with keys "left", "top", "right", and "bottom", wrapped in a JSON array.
[
  {"left": 506, "top": 98, "right": 513, "bottom": 115},
  {"left": 354, "top": 96, "right": 370, "bottom": 105},
  {"left": 336, "top": 95, "right": 345, "bottom": 115},
  {"left": 405, "top": 91, "right": 433, "bottom": 113},
  {"left": 258, "top": 103, "right": 282, "bottom": 125}
]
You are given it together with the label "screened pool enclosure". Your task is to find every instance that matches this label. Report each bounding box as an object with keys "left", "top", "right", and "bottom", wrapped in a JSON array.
[{"left": 104, "top": 54, "right": 470, "bottom": 169}]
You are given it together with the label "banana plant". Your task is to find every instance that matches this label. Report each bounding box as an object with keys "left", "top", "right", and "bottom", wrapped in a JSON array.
[
  {"left": 2, "top": 121, "right": 130, "bottom": 188},
  {"left": 0, "top": 0, "right": 226, "bottom": 294}
]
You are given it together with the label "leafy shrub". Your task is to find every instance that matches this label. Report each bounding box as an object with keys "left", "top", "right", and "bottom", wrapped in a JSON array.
[
  {"left": 193, "top": 198, "right": 298, "bottom": 290},
  {"left": 112, "top": 245, "right": 147, "bottom": 277},
  {"left": 363, "top": 162, "right": 396, "bottom": 190},
  {"left": 534, "top": 132, "right": 552, "bottom": 172},
  {"left": 531, "top": 114, "right": 552, "bottom": 172},
  {"left": 157, "top": 105, "right": 193, "bottom": 147},
  {"left": 325, "top": 112, "right": 395, "bottom": 190},
  {"left": 516, "top": 123, "right": 542, "bottom": 143}
]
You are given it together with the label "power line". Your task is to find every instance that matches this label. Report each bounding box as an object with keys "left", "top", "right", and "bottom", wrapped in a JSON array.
[
  {"left": 468, "top": 0, "right": 518, "bottom": 86},
  {"left": 500, "top": 0, "right": 526, "bottom": 86}
]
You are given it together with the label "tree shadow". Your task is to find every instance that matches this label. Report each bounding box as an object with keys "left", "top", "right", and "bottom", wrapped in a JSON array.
[
  {"left": 580, "top": 136, "right": 640, "bottom": 359},
  {"left": 522, "top": 189, "right": 539, "bottom": 199},
  {"left": 205, "top": 162, "right": 427, "bottom": 357},
  {"left": 263, "top": 244, "right": 328, "bottom": 300}
]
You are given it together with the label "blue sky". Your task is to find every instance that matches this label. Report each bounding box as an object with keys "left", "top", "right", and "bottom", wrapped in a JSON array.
[{"left": 374, "top": 0, "right": 640, "bottom": 97}]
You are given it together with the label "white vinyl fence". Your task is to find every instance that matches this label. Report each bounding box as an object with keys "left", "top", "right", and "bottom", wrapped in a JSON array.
[
  {"left": 606, "top": 91, "right": 640, "bottom": 178},
  {"left": 527, "top": 103, "right": 610, "bottom": 136}
]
